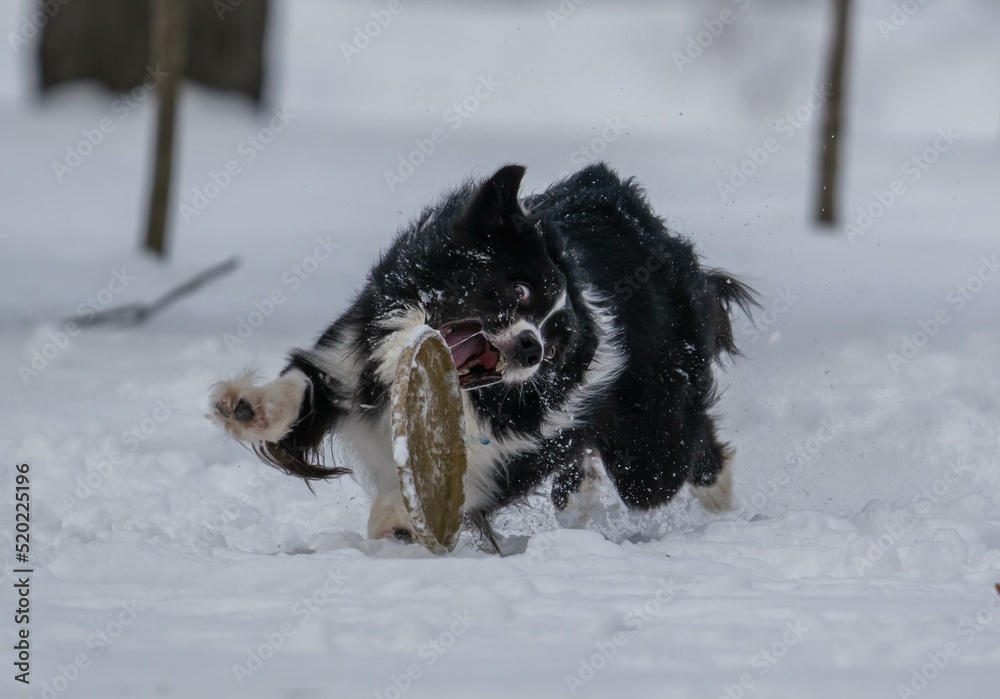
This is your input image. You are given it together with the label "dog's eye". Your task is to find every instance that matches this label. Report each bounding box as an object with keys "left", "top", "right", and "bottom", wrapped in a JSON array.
[
  {"left": 513, "top": 282, "right": 532, "bottom": 303},
  {"left": 544, "top": 345, "right": 557, "bottom": 360}
]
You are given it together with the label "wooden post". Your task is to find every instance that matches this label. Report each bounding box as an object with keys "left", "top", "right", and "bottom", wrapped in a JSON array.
[
  {"left": 143, "top": 0, "right": 187, "bottom": 258},
  {"left": 816, "top": 0, "right": 852, "bottom": 227}
]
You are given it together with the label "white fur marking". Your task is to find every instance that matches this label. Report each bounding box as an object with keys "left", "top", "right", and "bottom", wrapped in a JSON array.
[
  {"left": 494, "top": 290, "right": 568, "bottom": 384},
  {"left": 493, "top": 319, "right": 542, "bottom": 384},
  {"left": 541, "top": 289, "right": 568, "bottom": 327},
  {"left": 367, "top": 491, "right": 414, "bottom": 540},
  {"left": 305, "top": 324, "right": 365, "bottom": 406},
  {"left": 372, "top": 306, "right": 429, "bottom": 386},
  {"left": 538, "top": 286, "right": 628, "bottom": 439},
  {"left": 689, "top": 451, "right": 734, "bottom": 513}
]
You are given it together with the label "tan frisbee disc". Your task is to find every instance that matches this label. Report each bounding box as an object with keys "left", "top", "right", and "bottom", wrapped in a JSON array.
[{"left": 390, "top": 325, "right": 468, "bottom": 554}]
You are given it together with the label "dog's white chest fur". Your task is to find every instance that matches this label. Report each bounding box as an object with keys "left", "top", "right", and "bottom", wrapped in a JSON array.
[{"left": 337, "top": 382, "right": 528, "bottom": 513}]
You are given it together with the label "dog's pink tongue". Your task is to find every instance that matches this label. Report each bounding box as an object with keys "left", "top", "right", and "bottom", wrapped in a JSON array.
[{"left": 446, "top": 329, "right": 485, "bottom": 367}]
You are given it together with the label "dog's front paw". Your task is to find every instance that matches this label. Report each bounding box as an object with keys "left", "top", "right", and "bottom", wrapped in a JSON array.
[
  {"left": 209, "top": 369, "right": 308, "bottom": 444},
  {"left": 368, "top": 492, "right": 416, "bottom": 543}
]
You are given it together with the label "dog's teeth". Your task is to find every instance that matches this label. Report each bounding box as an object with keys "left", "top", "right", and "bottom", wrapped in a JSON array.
[
  {"left": 457, "top": 366, "right": 470, "bottom": 376},
  {"left": 442, "top": 327, "right": 452, "bottom": 337}
]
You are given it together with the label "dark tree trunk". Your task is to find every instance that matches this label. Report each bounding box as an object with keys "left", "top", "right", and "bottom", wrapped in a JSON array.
[
  {"left": 143, "top": 0, "right": 187, "bottom": 258},
  {"left": 816, "top": 0, "right": 852, "bottom": 227}
]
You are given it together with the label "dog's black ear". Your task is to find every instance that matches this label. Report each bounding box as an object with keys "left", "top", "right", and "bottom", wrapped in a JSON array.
[
  {"left": 455, "top": 165, "right": 534, "bottom": 247},
  {"left": 466, "top": 164, "right": 526, "bottom": 223}
]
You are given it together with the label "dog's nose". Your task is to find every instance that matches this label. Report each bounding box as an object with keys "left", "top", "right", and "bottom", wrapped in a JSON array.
[{"left": 514, "top": 331, "right": 543, "bottom": 367}]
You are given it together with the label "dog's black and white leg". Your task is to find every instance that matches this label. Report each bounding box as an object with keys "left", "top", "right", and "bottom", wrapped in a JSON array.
[
  {"left": 332, "top": 404, "right": 419, "bottom": 542},
  {"left": 596, "top": 367, "right": 703, "bottom": 510},
  {"left": 209, "top": 348, "right": 352, "bottom": 481},
  {"left": 599, "top": 400, "right": 734, "bottom": 514},
  {"left": 685, "top": 418, "right": 734, "bottom": 513},
  {"left": 460, "top": 430, "right": 587, "bottom": 543}
]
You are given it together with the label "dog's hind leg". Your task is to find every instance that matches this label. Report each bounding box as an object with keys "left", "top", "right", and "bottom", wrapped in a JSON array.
[
  {"left": 686, "top": 418, "right": 734, "bottom": 513},
  {"left": 599, "top": 409, "right": 691, "bottom": 511},
  {"left": 599, "top": 370, "right": 733, "bottom": 512}
]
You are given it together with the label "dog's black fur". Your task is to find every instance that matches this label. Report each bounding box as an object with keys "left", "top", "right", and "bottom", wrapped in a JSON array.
[{"left": 231, "top": 163, "right": 754, "bottom": 541}]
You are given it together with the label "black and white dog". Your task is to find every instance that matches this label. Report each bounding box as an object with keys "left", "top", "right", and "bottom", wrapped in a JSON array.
[{"left": 211, "top": 163, "right": 754, "bottom": 545}]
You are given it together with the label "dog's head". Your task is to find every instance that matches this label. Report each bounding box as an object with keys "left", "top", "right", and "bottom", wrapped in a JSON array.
[{"left": 427, "top": 165, "right": 577, "bottom": 390}]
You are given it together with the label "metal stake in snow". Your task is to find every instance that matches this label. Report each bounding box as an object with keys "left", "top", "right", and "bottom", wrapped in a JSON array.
[{"left": 390, "top": 325, "right": 468, "bottom": 554}]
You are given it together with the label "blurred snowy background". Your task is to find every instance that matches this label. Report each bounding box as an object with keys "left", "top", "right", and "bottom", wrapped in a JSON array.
[{"left": 1, "top": 1, "right": 999, "bottom": 698}]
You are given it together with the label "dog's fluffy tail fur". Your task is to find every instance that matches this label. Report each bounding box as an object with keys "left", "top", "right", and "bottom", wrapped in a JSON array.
[{"left": 705, "top": 269, "right": 758, "bottom": 359}]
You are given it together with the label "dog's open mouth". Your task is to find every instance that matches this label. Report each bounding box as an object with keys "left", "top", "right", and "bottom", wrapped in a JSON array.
[{"left": 439, "top": 320, "right": 506, "bottom": 389}]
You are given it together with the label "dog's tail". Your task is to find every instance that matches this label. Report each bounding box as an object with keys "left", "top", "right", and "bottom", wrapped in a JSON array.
[{"left": 705, "top": 269, "right": 758, "bottom": 359}]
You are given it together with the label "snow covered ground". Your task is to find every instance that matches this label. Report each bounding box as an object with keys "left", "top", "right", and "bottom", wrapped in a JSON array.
[{"left": 1, "top": 1, "right": 999, "bottom": 697}]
